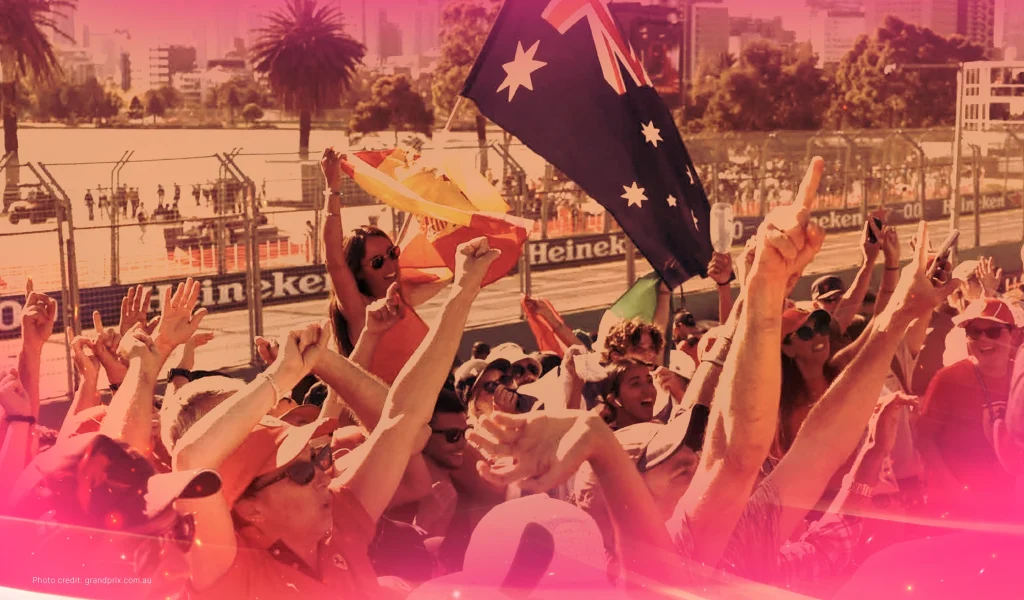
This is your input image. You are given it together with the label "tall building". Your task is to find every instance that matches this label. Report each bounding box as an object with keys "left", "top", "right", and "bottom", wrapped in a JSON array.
[
  {"left": 865, "top": 0, "right": 957, "bottom": 36},
  {"left": 995, "top": 0, "right": 1024, "bottom": 60},
  {"left": 958, "top": 0, "right": 996, "bottom": 49},
  {"left": 413, "top": 0, "right": 441, "bottom": 57},
  {"left": 611, "top": 3, "right": 684, "bottom": 103},
  {"left": 148, "top": 46, "right": 197, "bottom": 90},
  {"left": 729, "top": 16, "right": 798, "bottom": 56},
  {"left": 810, "top": 10, "right": 866, "bottom": 64},
  {"left": 378, "top": 10, "right": 403, "bottom": 60},
  {"left": 689, "top": 3, "right": 730, "bottom": 78}
]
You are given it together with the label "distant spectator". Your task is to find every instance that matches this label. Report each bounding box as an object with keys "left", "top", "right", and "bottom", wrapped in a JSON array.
[{"left": 471, "top": 341, "right": 491, "bottom": 360}]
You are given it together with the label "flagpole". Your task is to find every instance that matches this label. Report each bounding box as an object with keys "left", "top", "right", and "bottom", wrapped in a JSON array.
[{"left": 442, "top": 96, "right": 465, "bottom": 134}]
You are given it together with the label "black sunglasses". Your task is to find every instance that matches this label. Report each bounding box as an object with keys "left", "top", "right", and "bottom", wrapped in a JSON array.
[
  {"left": 369, "top": 246, "right": 401, "bottom": 270},
  {"left": 788, "top": 314, "right": 831, "bottom": 343},
  {"left": 480, "top": 376, "right": 515, "bottom": 395},
  {"left": 431, "top": 426, "right": 472, "bottom": 444},
  {"left": 965, "top": 325, "right": 1010, "bottom": 341},
  {"left": 511, "top": 363, "right": 540, "bottom": 379},
  {"left": 247, "top": 445, "right": 333, "bottom": 494}
]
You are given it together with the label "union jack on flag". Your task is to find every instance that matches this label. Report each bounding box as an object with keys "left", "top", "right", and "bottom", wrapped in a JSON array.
[{"left": 463, "top": 0, "right": 712, "bottom": 287}]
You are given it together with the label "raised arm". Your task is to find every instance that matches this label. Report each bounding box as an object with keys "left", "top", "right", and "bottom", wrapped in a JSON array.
[
  {"left": 528, "top": 297, "right": 580, "bottom": 352},
  {"left": 654, "top": 282, "right": 672, "bottom": 350},
  {"left": 765, "top": 221, "right": 959, "bottom": 548},
  {"left": 470, "top": 411, "right": 683, "bottom": 591},
  {"left": 321, "top": 148, "right": 368, "bottom": 345},
  {"left": 334, "top": 238, "right": 499, "bottom": 524},
  {"left": 18, "top": 278, "right": 57, "bottom": 421},
  {"left": 0, "top": 370, "right": 36, "bottom": 496},
  {"left": 706, "top": 252, "right": 735, "bottom": 324},
  {"left": 63, "top": 328, "right": 102, "bottom": 425},
  {"left": 100, "top": 279, "right": 207, "bottom": 454},
  {"left": 873, "top": 226, "right": 902, "bottom": 316},
  {"left": 680, "top": 158, "right": 826, "bottom": 566},
  {"left": 833, "top": 220, "right": 881, "bottom": 333}
]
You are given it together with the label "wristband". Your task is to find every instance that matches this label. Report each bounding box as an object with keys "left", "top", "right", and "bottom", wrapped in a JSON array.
[
  {"left": 701, "top": 357, "right": 725, "bottom": 368},
  {"left": 325, "top": 212, "right": 341, "bottom": 218},
  {"left": 108, "top": 382, "right": 120, "bottom": 392},
  {"left": 323, "top": 189, "right": 342, "bottom": 197},
  {"left": 4, "top": 414, "right": 36, "bottom": 425},
  {"left": 847, "top": 482, "right": 874, "bottom": 498},
  {"left": 262, "top": 372, "right": 284, "bottom": 400},
  {"left": 168, "top": 368, "right": 193, "bottom": 382},
  {"left": 885, "top": 266, "right": 900, "bottom": 271}
]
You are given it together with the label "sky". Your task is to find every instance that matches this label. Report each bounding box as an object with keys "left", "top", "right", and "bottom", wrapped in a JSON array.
[{"left": 74, "top": 0, "right": 815, "bottom": 47}]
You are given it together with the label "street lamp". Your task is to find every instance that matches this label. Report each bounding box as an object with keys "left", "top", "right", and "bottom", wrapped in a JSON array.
[{"left": 884, "top": 62, "right": 964, "bottom": 252}]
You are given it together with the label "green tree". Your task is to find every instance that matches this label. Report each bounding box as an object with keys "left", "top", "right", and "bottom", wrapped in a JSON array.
[
  {"left": 145, "top": 93, "right": 165, "bottom": 123},
  {"left": 0, "top": 0, "right": 75, "bottom": 203},
  {"left": 432, "top": 0, "right": 500, "bottom": 172},
  {"left": 830, "top": 17, "right": 985, "bottom": 129},
  {"left": 350, "top": 74, "right": 434, "bottom": 144},
  {"left": 242, "top": 102, "right": 264, "bottom": 125},
  {"left": 128, "top": 95, "right": 144, "bottom": 119},
  {"left": 251, "top": 0, "right": 365, "bottom": 158},
  {"left": 156, "top": 85, "right": 181, "bottom": 111},
  {"left": 688, "top": 42, "right": 829, "bottom": 132}
]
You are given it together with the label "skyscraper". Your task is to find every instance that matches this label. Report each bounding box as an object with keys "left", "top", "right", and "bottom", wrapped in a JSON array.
[
  {"left": 865, "top": 0, "right": 957, "bottom": 36},
  {"left": 413, "top": 0, "right": 441, "bottom": 57},
  {"left": 379, "top": 10, "right": 403, "bottom": 60},
  {"left": 810, "top": 10, "right": 866, "bottom": 64},
  {"left": 690, "top": 3, "right": 730, "bottom": 79},
  {"left": 52, "top": 4, "right": 76, "bottom": 45},
  {"left": 957, "top": 0, "right": 996, "bottom": 48},
  {"left": 995, "top": 0, "right": 1024, "bottom": 59}
]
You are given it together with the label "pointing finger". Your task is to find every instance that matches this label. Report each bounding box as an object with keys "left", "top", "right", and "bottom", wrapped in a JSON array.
[
  {"left": 25, "top": 277, "right": 33, "bottom": 296},
  {"left": 93, "top": 310, "right": 104, "bottom": 335},
  {"left": 796, "top": 157, "right": 825, "bottom": 214},
  {"left": 914, "top": 221, "right": 928, "bottom": 269}
]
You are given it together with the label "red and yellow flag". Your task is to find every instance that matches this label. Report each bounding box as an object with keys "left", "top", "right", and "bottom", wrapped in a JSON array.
[{"left": 340, "top": 148, "right": 533, "bottom": 287}]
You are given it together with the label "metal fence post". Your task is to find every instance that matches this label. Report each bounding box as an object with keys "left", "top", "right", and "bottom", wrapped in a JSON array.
[{"left": 109, "top": 151, "right": 131, "bottom": 284}]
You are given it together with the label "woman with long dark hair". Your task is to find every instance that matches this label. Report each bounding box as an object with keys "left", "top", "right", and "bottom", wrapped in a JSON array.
[{"left": 319, "top": 148, "right": 441, "bottom": 383}]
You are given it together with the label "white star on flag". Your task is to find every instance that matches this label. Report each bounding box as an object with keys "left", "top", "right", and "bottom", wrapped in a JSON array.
[
  {"left": 686, "top": 166, "right": 695, "bottom": 185},
  {"left": 622, "top": 182, "right": 647, "bottom": 208},
  {"left": 666, "top": 195, "right": 677, "bottom": 207},
  {"left": 497, "top": 41, "right": 547, "bottom": 102},
  {"left": 641, "top": 121, "right": 662, "bottom": 148}
]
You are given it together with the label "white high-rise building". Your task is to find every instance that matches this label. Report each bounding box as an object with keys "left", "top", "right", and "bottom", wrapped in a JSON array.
[
  {"left": 810, "top": 10, "right": 866, "bottom": 64},
  {"left": 995, "top": 0, "right": 1024, "bottom": 60},
  {"left": 690, "top": 3, "right": 729, "bottom": 77}
]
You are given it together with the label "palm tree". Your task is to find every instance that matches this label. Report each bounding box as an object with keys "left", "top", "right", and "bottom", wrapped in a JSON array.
[
  {"left": 251, "top": 0, "right": 365, "bottom": 159},
  {"left": 0, "top": 0, "right": 74, "bottom": 154}
]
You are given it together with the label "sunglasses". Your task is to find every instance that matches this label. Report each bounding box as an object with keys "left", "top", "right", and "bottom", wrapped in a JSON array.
[
  {"left": 369, "top": 246, "right": 401, "bottom": 270},
  {"left": 787, "top": 315, "right": 831, "bottom": 343},
  {"left": 431, "top": 426, "right": 472, "bottom": 444},
  {"left": 480, "top": 375, "right": 515, "bottom": 395},
  {"left": 247, "top": 445, "right": 333, "bottom": 494},
  {"left": 965, "top": 325, "right": 1009, "bottom": 341},
  {"left": 511, "top": 363, "right": 540, "bottom": 379}
]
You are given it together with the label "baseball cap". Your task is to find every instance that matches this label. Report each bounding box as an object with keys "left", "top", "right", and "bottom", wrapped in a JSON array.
[
  {"left": 454, "top": 357, "right": 512, "bottom": 402},
  {"left": 953, "top": 298, "right": 1018, "bottom": 328},
  {"left": 408, "top": 495, "right": 621, "bottom": 598},
  {"left": 279, "top": 404, "right": 322, "bottom": 427},
  {"left": 811, "top": 275, "right": 845, "bottom": 301},
  {"left": 8, "top": 433, "right": 221, "bottom": 529},
  {"left": 782, "top": 307, "right": 831, "bottom": 338},
  {"left": 216, "top": 416, "right": 336, "bottom": 506},
  {"left": 951, "top": 260, "right": 980, "bottom": 282},
  {"left": 669, "top": 350, "right": 697, "bottom": 380},
  {"left": 491, "top": 342, "right": 543, "bottom": 376}
]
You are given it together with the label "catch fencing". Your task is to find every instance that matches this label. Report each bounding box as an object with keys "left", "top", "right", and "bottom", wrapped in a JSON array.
[{"left": 2, "top": 126, "right": 1023, "bottom": 402}]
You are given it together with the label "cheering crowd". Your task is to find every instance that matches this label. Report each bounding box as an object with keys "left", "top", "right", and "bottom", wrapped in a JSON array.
[{"left": 0, "top": 153, "right": 1022, "bottom": 599}]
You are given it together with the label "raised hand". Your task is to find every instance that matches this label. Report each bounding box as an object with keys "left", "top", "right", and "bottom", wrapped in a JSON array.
[
  {"left": 152, "top": 278, "right": 208, "bottom": 356},
  {"left": 861, "top": 218, "right": 882, "bottom": 264},
  {"left": 0, "top": 369, "right": 32, "bottom": 417},
  {"left": 886, "top": 222, "right": 961, "bottom": 320},
  {"left": 67, "top": 326, "right": 100, "bottom": 381},
  {"left": 270, "top": 322, "right": 331, "bottom": 389},
  {"left": 254, "top": 336, "right": 280, "bottom": 367},
  {"left": 880, "top": 225, "right": 901, "bottom": 268},
  {"left": 21, "top": 278, "right": 58, "bottom": 352},
  {"left": 320, "top": 147, "right": 344, "bottom": 191},
  {"left": 467, "top": 410, "right": 606, "bottom": 493},
  {"left": 706, "top": 252, "right": 734, "bottom": 286},
  {"left": 976, "top": 256, "right": 1003, "bottom": 295},
  {"left": 453, "top": 237, "right": 501, "bottom": 292},
  {"left": 736, "top": 237, "right": 757, "bottom": 288},
  {"left": 653, "top": 366, "right": 686, "bottom": 403},
  {"left": 118, "top": 284, "right": 153, "bottom": 336},
  {"left": 866, "top": 393, "right": 919, "bottom": 455},
  {"left": 117, "top": 324, "right": 165, "bottom": 375},
  {"left": 751, "top": 158, "right": 826, "bottom": 291},
  {"left": 92, "top": 310, "right": 128, "bottom": 385},
  {"left": 561, "top": 345, "right": 587, "bottom": 385},
  {"left": 364, "top": 283, "right": 404, "bottom": 335}
]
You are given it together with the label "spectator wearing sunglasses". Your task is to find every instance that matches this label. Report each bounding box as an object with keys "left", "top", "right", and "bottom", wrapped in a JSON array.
[
  {"left": 776, "top": 307, "right": 841, "bottom": 458},
  {"left": 453, "top": 357, "right": 516, "bottom": 420},
  {"left": 389, "top": 388, "right": 469, "bottom": 539},
  {"left": 489, "top": 343, "right": 543, "bottom": 387},
  {"left": 2, "top": 433, "right": 221, "bottom": 600},
  {"left": 321, "top": 149, "right": 442, "bottom": 385},
  {"left": 916, "top": 298, "right": 1021, "bottom": 524}
]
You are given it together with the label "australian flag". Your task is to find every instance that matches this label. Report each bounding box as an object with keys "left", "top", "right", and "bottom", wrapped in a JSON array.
[{"left": 462, "top": 0, "right": 713, "bottom": 288}]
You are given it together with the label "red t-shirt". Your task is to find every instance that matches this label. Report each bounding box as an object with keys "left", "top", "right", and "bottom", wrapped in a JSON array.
[
  {"left": 368, "top": 302, "right": 428, "bottom": 385},
  {"left": 192, "top": 486, "right": 389, "bottom": 599},
  {"left": 919, "top": 359, "right": 1015, "bottom": 520}
]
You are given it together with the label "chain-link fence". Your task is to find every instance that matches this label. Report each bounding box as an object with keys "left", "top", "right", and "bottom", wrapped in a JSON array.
[{"left": 2, "top": 127, "right": 1023, "bottom": 401}]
